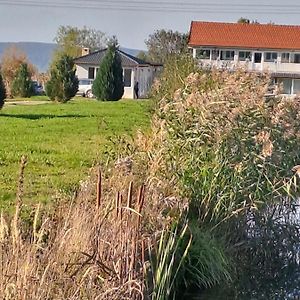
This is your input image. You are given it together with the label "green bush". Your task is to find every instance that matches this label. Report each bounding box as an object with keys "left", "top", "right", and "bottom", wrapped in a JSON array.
[
  {"left": 92, "top": 45, "right": 124, "bottom": 101},
  {"left": 46, "top": 54, "right": 78, "bottom": 103},
  {"left": 0, "top": 73, "right": 6, "bottom": 109},
  {"left": 11, "top": 63, "right": 33, "bottom": 98}
]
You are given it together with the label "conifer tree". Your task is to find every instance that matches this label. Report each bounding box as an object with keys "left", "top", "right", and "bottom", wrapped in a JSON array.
[
  {"left": 11, "top": 63, "right": 34, "bottom": 98},
  {"left": 46, "top": 54, "right": 78, "bottom": 102},
  {"left": 92, "top": 43, "right": 124, "bottom": 101},
  {"left": 0, "top": 73, "right": 6, "bottom": 109}
]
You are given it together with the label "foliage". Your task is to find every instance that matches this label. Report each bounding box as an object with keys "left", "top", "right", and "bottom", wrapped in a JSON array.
[
  {"left": 46, "top": 54, "right": 78, "bottom": 102},
  {"left": 92, "top": 44, "right": 124, "bottom": 101},
  {"left": 151, "top": 53, "right": 202, "bottom": 103},
  {"left": 149, "top": 220, "right": 192, "bottom": 300},
  {"left": 0, "top": 72, "right": 6, "bottom": 109},
  {"left": 145, "top": 29, "right": 188, "bottom": 64},
  {"left": 237, "top": 17, "right": 260, "bottom": 24},
  {"left": 237, "top": 17, "right": 250, "bottom": 24},
  {"left": 53, "top": 25, "right": 108, "bottom": 59},
  {"left": 11, "top": 63, "right": 34, "bottom": 98},
  {"left": 0, "top": 46, "right": 37, "bottom": 98},
  {"left": 137, "top": 51, "right": 149, "bottom": 62},
  {"left": 149, "top": 219, "right": 231, "bottom": 300},
  {"left": 148, "top": 68, "right": 300, "bottom": 297}
]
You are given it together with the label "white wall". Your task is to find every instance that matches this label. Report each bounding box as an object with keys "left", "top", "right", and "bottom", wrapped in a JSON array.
[
  {"left": 75, "top": 63, "right": 162, "bottom": 99},
  {"left": 76, "top": 65, "right": 89, "bottom": 79}
]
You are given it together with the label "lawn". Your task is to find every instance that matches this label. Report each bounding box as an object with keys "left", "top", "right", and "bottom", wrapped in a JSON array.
[{"left": 0, "top": 98, "right": 150, "bottom": 210}]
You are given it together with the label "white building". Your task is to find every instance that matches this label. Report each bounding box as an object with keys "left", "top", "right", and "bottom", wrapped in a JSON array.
[
  {"left": 74, "top": 48, "right": 162, "bottom": 99},
  {"left": 188, "top": 21, "right": 300, "bottom": 95}
]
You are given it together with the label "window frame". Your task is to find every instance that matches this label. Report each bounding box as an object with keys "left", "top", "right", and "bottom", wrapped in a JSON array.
[
  {"left": 264, "top": 52, "right": 278, "bottom": 62},
  {"left": 238, "top": 51, "right": 252, "bottom": 62},
  {"left": 88, "top": 67, "right": 95, "bottom": 79},
  {"left": 281, "top": 52, "right": 290, "bottom": 63},
  {"left": 196, "top": 49, "right": 211, "bottom": 59},
  {"left": 123, "top": 68, "right": 132, "bottom": 87},
  {"left": 220, "top": 50, "right": 235, "bottom": 61},
  {"left": 293, "top": 53, "right": 300, "bottom": 63}
]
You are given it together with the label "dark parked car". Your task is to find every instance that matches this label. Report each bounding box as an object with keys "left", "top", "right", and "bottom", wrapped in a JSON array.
[{"left": 32, "top": 81, "right": 45, "bottom": 95}]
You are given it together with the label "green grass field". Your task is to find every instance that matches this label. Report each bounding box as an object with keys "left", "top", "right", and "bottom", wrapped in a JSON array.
[{"left": 0, "top": 98, "right": 150, "bottom": 209}]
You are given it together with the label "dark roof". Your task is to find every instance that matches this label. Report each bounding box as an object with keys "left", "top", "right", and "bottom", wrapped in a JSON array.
[
  {"left": 189, "top": 21, "right": 300, "bottom": 50},
  {"left": 74, "top": 48, "right": 159, "bottom": 67}
]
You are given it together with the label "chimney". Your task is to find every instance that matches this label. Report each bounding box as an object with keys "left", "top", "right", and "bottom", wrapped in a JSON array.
[{"left": 82, "top": 47, "right": 90, "bottom": 56}]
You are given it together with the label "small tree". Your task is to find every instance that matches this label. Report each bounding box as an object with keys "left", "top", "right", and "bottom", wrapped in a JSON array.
[
  {"left": 0, "top": 73, "right": 6, "bottom": 109},
  {"left": 46, "top": 55, "right": 78, "bottom": 103},
  {"left": 11, "top": 63, "right": 34, "bottom": 98},
  {"left": 92, "top": 44, "right": 124, "bottom": 101}
]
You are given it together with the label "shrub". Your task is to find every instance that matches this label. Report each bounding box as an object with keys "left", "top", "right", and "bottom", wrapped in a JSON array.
[
  {"left": 92, "top": 45, "right": 124, "bottom": 101},
  {"left": 0, "top": 73, "right": 6, "bottom": 109},
  {"left": 11, "top": 63, "right": 34, "bottom": 98},
  {"left": 149, "top": 68, "right": 300, "bottom": 297},
  {"left": 46, "top": 54, "right": 78, "bottom": 102}
]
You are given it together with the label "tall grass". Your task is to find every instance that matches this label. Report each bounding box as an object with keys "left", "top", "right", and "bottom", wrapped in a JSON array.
[
  {"left": 0, "top": 159, "right": 151, "bottom": 299},
  {"left": 1, "top": 59, "right": 300, "bottom": 299}
]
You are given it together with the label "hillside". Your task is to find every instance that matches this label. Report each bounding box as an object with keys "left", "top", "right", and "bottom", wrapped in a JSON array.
[{"left": 0, "top": 42, "right": 143, "bottom": 73}]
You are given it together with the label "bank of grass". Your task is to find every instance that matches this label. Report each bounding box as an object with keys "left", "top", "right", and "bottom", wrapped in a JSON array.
[{"left": 0, "top": 98, "right": 150, "bottom": 209}]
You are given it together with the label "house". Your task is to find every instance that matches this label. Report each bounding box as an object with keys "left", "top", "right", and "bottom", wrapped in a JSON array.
[
  {"left": 74, "top": 48, "right": 162, "bottom": 99},
  {"left": 188, "top": 21, "right": 300, "bottom": 95}
]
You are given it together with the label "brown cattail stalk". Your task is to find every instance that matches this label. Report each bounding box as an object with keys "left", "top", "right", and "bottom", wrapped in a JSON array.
[{"left": 96, "top": 167, "right": 102, "bottom": 210}]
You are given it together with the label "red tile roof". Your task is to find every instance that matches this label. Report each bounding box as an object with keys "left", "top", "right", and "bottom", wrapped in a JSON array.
[{"left": 188, "top": 21, "right": 300, "bottom": 51}]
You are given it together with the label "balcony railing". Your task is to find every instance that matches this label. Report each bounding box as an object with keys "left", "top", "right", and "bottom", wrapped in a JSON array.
[{"left": 199, "top": 59, "right": 300, "bottom": 74}]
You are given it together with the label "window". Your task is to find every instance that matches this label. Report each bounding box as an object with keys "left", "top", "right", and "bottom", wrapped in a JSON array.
[
  {"left": 124, "top": 69, "right": 132, "bottom": 87},
  {"left": 238, "top": 51, "right": 251, "bottom": 61},
  {"left": 281, "top": 53, "right": 290, "bottom": 63},
  {"left": 254, "top": 52, "right": 262, "bottom": 63},
  {"left": 293, "top": 79, "right": 300, "bottom": 94},
  {"left": 265, "top": 52, "right": 278, "bottom": 62},
  {"left": 211, "top": 50, "right": 220, "bottom": 60},
  {"left": 277, "top": 78, "right": 292, "bottom": 94},
  {"left": 196, "top": 49, "right": 211, "bottom": 59},
  {"left": 88, "top": 67, "right": 95, "bottom": 79},
  {"left": 220, "top": 50, "right": 235, "bottom": 60},
  {"left": 293, "top": 54, "right": 300, "bottom": 63},
  {"left": 79, "top": 79, "right": 93, "bottom": 85}
]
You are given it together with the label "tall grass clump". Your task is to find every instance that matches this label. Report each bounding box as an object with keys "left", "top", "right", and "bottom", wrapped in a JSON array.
[
  {"left": 0, "top": 161, "right": 152, "bottom": 299},
  {"left": 147, "top": 63, "right": 300, "bottom": 297}
]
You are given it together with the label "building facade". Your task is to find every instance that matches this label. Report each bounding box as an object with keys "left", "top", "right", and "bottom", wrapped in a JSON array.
[
  {"left": 188, "top": 21, "right": 300, "bottom": 95},
  {"left": 74, "top": 48, "right": 162, "bottom": 99}
]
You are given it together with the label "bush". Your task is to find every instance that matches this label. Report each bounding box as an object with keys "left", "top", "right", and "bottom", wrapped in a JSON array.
[
  {"left": 11, "top": 63, "right": 34, "bottom": 98},
  {"left": 0, "top": 73, "right": 6, "bottom": 109},
  {"left": 46, "top": 54, "right": 78, "bottom": 102},
  {"left": 149, "top": 68, "right": 300, "bottom": 297},
  {"left": 92, "top": 44, "right": 124, "bottom": 101}
]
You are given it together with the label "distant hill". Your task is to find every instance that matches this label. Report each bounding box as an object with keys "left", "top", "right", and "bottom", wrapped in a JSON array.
[{"left": 0, "top": 42, "right": 143, "bottom": 73}]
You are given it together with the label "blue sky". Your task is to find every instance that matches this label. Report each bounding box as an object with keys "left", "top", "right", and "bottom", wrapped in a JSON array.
[{"left": 0, "top": 0, "right": 299, "bottom": 50}]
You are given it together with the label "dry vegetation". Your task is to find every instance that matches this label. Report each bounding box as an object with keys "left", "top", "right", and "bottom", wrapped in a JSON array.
[{"left": 1, "top": 59, "right": 300, "bottom": 299}]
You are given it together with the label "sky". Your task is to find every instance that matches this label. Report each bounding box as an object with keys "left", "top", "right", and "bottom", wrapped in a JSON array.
[{"left": 0, "top": 0, "right": 300, "bottom": 50}]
